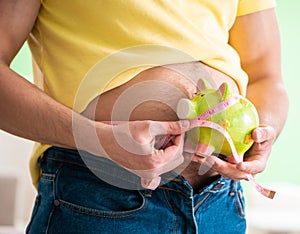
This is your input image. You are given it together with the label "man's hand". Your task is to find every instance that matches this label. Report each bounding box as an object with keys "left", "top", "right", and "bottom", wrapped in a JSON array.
[
  {"left": 190, "top": 125, "right": 276, "bottom": 181},
  {"left": 236, "top": 125, "right": 276, "bottom": 174},
  {"left": 91, "top": 120, "right": 191, "bottom": 189},
  {"left": 207, "top": 8, "right": 288, "bottom": 181}
]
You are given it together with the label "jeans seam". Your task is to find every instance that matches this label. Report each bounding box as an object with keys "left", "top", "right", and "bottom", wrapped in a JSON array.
[
  {"left": 57, "top": 198, "right": 148, "bottom": 218},
  {"left": 163, "top": 189, "right": 174, "bottom": 213},
  {"left": 39, "top": 178, "right": 54, "bottom": 182},
  {"left": 194, "top": 193, "right": 211, "bottom": 211},
  {"left": 53, "top": 163, "right": 147, "bottom": 219},
  {"left": 46, "top": 156, "right": 142, "bottom": 188},
  {"left": 207, "top": 185, "right": 230, "bottom": 193},
  {"left": 234, "top": 190, "right": 245, "bottom": 218},
  {"left": 45, "top": 163, "right": 63, "bottom": 233},
  {"left": 194, "top": 182, "right": 231, "bottom": 212},
  {"left": 162, "top": 190, "right": 180, "bottom": 234},
  {"left": 40, "top": 173, "right": 55, "bottom": 182}
]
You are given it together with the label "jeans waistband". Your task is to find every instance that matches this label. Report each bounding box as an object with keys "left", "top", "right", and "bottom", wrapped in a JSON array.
[
  {"left": 43, "top": 146, "right": 191, "bottom": 190},
  {"left": 43, "top": 146, "right": 230, "bottom": 194}
]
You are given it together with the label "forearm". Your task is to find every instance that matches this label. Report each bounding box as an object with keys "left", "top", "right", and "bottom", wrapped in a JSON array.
[
  {"left": 0, "top": 63, "right": 94, "bottom": 149},
  {"left": 246, "top": 77, "right": 289, "bottom": 138}
]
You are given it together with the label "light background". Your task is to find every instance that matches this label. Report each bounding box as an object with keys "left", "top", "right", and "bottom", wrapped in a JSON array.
[{"left": 1, "top": 0, "right": 300, "bottom": 231}]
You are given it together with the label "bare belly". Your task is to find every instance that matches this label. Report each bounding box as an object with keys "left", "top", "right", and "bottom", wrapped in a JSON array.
[{"left": 81, "top": 61, "right": 239, "bottom": 191}]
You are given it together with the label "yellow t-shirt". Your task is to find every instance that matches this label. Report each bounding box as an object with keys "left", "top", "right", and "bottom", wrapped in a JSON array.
[{"left": 28, "top": 0, "right": 276, "bottom": 188}]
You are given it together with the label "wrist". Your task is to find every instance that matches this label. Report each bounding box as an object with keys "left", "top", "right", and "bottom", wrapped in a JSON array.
[{"left": 72, "top": 115, "right": 109, "bottom": 157}]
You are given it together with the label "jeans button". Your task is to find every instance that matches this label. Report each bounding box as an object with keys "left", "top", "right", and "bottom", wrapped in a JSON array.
[{"left": 54, "top": 199, "right": 60, "bottom": 206}]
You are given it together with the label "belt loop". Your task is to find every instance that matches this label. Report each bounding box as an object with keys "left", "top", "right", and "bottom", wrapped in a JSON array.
[{"left": 230, "top": 179, "right": 237, "bottom": 192}]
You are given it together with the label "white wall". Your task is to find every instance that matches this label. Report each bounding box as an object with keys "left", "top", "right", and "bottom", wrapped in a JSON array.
[{"left": 0, "top": 130, "right": 36, "bottom": 226}]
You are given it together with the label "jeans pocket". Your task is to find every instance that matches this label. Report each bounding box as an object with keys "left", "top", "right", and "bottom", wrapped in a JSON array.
[
  {"left": 25, "top": 195, "right": 41, "bottom": 233},
  {"left": 54, "top": 164, "right": 147, "bottom": 218},
  {"left": 234, "top": 189, "right": 246, "bottom": 218}
]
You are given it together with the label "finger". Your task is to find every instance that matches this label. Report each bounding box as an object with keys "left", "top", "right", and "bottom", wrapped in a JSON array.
[
  {"left": 241, "top": 140, "right": 271, "bottom": 174},
  {"left": 252, "top": 125, "right": 276, "bottom": 143},
  {"left": 165, "top": 134, "right": 185, "bottom": 157},
  {"left": 237, "top": 144, "right": 269, "bottom": 174},
  {"left": 161, "top": 134, "right": 184, "bottom": 161},
  {"left": 134, "top": 135, "right": 185, "bottom": 179},
  {"left": 172, "top": 132, "right": 183, "bottom": 146},
  {"left": 193, "top": 156, "right": 248, "bottom": 181},
  {"left": 134, "top": 150, "right": 184, "bottom": 182},
  {"left": 236, "top": 160, "right": 266, "bottom": 175},
  {"left": 150, "top": 120, "right": 191, "bottom": 136},
  {"left": 141, "top": 177, "right": 161, "bottom": 190},
  {"left": 155, "top": 134, "right": 185, "bottom": 174}
]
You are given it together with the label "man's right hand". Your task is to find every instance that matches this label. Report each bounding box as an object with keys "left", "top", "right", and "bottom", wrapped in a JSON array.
[{"left": 82, "top": 120, "right": 191, "bottom": 189}]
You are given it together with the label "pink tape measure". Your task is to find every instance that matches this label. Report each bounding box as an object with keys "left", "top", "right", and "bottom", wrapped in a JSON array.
[
  {"left": 102, "top": 94, "right": 275, "bottom": 198},
  {"left": 186, "top": 95, "right": 276, "bottom": 199}
]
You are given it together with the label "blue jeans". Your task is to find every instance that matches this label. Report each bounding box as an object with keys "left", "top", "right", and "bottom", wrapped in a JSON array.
[{"left": 26, "top": 147, "right": 246, "bottom": 234}]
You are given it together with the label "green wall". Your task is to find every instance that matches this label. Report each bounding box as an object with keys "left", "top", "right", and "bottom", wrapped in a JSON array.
[
  {"left": 256, "top": 0, "right": 300, "bottom": 185},
  {"left": 10, "top": 43, "right": 33, "bottom": 82},
  {"left": 10, "top": 0, "right": 300, "bottom": 185}
]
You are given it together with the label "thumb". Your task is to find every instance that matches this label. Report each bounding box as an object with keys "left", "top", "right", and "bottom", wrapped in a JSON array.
[{"left": 252, "top": 125, "right": 276, "bottom": 143}]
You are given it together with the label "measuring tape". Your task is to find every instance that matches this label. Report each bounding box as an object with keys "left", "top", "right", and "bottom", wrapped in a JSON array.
[
  {"left": 101, "top": 94, "right": 275, "bottom": 198},
  {"left": 186, "top": 94, "right": 275, "bottom": 199}
]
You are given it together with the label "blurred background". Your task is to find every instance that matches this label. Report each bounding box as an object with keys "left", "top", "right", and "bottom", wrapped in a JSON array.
[{"left": 0, "top": 1, "right": 299, "bottom": 233}]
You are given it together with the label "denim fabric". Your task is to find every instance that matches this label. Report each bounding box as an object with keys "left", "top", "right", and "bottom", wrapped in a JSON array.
[{"left": 26, "top": 147, "right": 246, "bottom": 234}]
